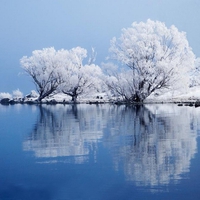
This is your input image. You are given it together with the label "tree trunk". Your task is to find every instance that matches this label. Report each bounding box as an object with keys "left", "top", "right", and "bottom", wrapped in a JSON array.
[
  {"left": 132, "top": 93, "right": 143, "bottom": 103},
  {"left": 71, "top": 94, "right": 78, "bottom": 103}
]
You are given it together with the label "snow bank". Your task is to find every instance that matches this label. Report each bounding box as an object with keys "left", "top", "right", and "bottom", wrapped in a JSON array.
[{"left": 146, "top": 86, "right": 200, "bottom": 103}]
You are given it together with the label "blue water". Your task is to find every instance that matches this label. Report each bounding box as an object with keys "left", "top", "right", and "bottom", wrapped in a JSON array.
[{"left": 0, "top": 104, "right": 200, "bottom": 200}]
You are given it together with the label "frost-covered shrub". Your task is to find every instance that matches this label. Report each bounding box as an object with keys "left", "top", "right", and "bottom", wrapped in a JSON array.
[
  {"left": 13, "top": 89, "right": 23, "bottom": 99},
  {"left": 29, "top": 90, "right": 39, "bottom": 98},
  {"left": 0, "top": 92, "right": 12, "bottom": 100}
]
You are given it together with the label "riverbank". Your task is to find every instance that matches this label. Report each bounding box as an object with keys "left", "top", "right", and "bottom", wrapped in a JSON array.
[{"left": 1, "top": 86, "right": 200, "bottom": 106}]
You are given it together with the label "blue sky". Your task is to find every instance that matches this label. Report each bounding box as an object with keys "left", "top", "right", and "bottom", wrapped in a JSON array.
[{"left": 0, "top": 0, "right": 200, "bottom": 94}]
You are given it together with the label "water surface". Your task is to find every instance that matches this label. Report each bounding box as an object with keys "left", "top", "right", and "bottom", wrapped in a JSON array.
[{"left": 0, "top": 104, "right": 200, "bottom": 200}]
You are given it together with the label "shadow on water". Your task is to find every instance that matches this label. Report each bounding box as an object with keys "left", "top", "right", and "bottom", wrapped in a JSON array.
[{"left": 23, "top": 104, "right": 199, "bottom": 188}]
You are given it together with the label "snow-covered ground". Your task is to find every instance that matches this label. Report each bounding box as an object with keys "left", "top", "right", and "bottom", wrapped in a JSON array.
[
  {"left": 41, "top": 92, "right": 112, "bottom": 103},
  {"left": 146, "top": 86, "right": 200, "bottom": 103}
]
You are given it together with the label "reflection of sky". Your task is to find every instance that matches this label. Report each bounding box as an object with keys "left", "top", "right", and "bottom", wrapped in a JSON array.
[{"left": 23, "top": 104, "right": 199, "bottom": 186}]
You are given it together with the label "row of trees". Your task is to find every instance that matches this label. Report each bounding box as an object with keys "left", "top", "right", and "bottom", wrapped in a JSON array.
[
  {"left": 20, "top": 19, "right": 197, "bottom": 103},
  {"left": 21, "top": 47, "right": 103, "bottom": 102}
]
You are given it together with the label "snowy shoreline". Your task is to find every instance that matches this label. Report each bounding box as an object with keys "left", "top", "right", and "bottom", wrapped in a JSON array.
[
  {"left": 1, "top": 96, "right": 200, "bottom": 107},
  {"left": 1, "top": 85, "right": 200, "bottom": 106}
]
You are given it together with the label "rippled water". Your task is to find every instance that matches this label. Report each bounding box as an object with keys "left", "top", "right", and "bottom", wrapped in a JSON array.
[{"left": 1, "top": 103, "right": 200, "bottom": 200}]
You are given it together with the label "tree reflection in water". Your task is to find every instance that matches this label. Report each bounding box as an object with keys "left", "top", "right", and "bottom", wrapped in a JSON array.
[
  {"left": 23, "top": 104, "right": 108, "bottom": 163},
  {"left": 104, "top": 104, "right": 198, "bottom": 186},
  {"left": 23, "top": 104, "right": 199, "bottom": 186}
]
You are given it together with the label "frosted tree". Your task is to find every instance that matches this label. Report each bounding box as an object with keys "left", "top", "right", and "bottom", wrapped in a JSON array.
[
  {"left": 108, "top": 19, "right": 195, "bottom": 102},
  {"left": 20, "top": 47, "right": 65, "bottom": 101},
  {"left": 60, "top": 47, "right": 103, "bottom": 102},
  {"left": 190, "top": 57, "right": 200, "bottom": 87}
]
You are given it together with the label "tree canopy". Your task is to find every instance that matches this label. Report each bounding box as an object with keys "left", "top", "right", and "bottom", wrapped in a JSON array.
[
  {"left": 20, "top": 47, "right": 65, "bottom": 101},
  {"left": 107, "top": 19, "right": 195, "bottom": 102},
  {"left": 60, "top": 47, "right": 103, "bottom": 102}
]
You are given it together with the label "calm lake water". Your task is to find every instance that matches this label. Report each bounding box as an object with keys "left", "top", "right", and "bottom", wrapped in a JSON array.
[{"left": 1, "top": 103, "right": 200, "bottom": 200}]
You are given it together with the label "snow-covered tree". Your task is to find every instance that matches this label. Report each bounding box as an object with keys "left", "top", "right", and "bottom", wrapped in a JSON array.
[
  {"left": 104, "top": 65, "right": 136, "bottom": 101},
  {"left": 12, "top": 89, "right": 23, "bottom": 99},
  {"left": 20, "top": 47, "right": 65, "bottom": 101},
  {"left": 108, "top": 19, "right": 195, "bottom": 102},
  {"left": 190, "top": 57, "right": 200, "bottom": 87},
  {"left": 60, "top": 47, "right": 103, "bottom": 102}
]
